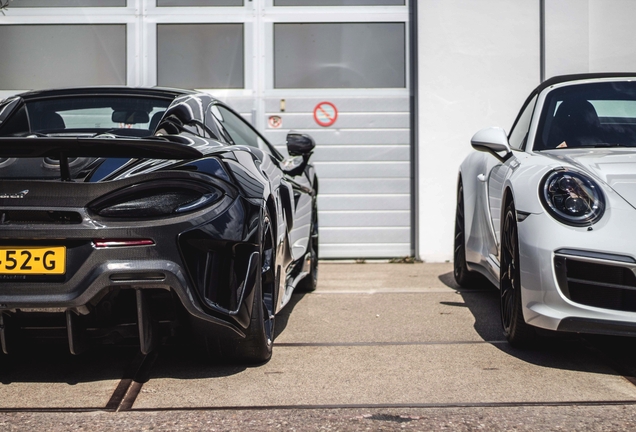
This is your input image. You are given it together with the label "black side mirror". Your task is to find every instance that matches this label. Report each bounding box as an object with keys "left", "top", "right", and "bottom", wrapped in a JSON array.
[
  {"left": 287, "top": 132, "right": 315, "bottom": 156},
  {"left": 283, "top": 132, "right": 315, "bottom": 176}
]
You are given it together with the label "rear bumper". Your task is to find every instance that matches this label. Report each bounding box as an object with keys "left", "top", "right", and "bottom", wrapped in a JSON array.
[
  {"left": 0, "top": 258, "right": 248, "bottom": 336},
  {"left": 0, "top": 194, "right": 264, "bottom": 339}
]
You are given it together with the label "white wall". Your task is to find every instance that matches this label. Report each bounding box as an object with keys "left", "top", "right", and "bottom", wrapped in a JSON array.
[
  {"left": 545, "top": 0, "right": 589, "bottom": 77},
  {"left": 588, "top": 0, "right": 636, "bottom": 72},
  {"left": 545, "top": 0, "right": 636, "bottom": 78},
  {"left": 417, "top": 0, "right": 540, "bottom": 262},
  {"left": 416, "top": 0, "right": 636, "bottom": 262}
]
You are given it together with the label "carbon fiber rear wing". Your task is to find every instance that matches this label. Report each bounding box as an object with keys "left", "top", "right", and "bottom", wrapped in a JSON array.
[{"left": 0, "top": 136, "right": 203, "bottom": 181}]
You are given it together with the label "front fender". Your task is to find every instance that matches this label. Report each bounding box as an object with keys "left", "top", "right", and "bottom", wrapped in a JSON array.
[{"left": 505, "top": 155, "right": 560, "bottom": 215}]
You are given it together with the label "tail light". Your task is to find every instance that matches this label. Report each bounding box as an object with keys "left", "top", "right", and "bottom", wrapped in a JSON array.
[{"left": 89, "top": 180, "right": 222, "bottom": 219}]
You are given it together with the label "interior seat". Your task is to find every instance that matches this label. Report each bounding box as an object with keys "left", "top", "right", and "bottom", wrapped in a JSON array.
[
  {"left": 33, "top": 112, "right": 65, "bottom": 132},
  {"left": 547, "top": 99, "right": 600, "bottom": 148}
]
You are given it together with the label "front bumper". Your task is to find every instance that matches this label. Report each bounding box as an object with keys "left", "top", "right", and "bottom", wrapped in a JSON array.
[{"left": 518, "top": 204, "right": 636, "bottom": 335}]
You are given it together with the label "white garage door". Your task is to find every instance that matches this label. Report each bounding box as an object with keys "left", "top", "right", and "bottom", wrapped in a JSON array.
[{"left": 0, "top": 0, "right": 413, "bottom": 259}]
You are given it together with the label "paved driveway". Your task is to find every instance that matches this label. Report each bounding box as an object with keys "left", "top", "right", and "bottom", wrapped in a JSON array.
[{"left": 2, "top": 262, "right": 636, "bottom": 430}]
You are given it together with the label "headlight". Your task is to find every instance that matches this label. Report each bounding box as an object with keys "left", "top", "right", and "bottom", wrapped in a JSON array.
[
  {"left": 89, "top": 180, "right": 222, "bottom": 218},
  {"left": 540, "top": 169, "right": 605, "bottom": 226}
]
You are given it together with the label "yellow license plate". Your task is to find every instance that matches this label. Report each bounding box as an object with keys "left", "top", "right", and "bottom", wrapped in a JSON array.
[{"left": 0, "top": 247, "right": 66, "bottom": 275}]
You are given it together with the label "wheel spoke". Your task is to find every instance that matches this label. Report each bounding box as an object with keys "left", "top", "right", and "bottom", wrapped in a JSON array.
[{"left": 500, "top": 208, "right": 521, "bottom": 334}]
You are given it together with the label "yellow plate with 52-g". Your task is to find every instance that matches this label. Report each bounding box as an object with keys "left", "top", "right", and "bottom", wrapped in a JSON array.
[{"left": 0, "top": 247, "right": 66, "bottom": 275}]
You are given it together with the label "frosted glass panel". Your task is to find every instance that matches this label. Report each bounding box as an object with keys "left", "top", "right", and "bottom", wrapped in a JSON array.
[
  {"left": 157, "top": 24, "right": 244, "bottom": 89},
  {"left": 274, "top": 23, "right": 405, "bottom": 88},
  {"left": 11, "top": 0, "right": 125, "bottom": 6},
  {"left": 0, "top": 25, "right": 126, "bottom": 90},
  {"left": 275, "top": 0, "right": 403, "bottom": 5},
  {"left": 158, "top": 0, "right": 242, "bottom": 5}
]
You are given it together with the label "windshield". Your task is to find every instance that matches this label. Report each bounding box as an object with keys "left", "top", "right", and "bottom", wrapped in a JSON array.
[
  {"left": 24, "top": 96, "right": 172, "bottom": 137},
  {"left": 535, "top": 81, "right": 636, "bottom": 150}
]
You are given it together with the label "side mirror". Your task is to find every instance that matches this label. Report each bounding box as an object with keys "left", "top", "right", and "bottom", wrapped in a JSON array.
[
  {"left": 471, "top": 127, "right": 512, "bottom": 162},
  {"left": 283, "top": 132, "right": 315, "bottom": 176},
  {"left": 287, "top": 132, "right": 315, "bottom": 156}
]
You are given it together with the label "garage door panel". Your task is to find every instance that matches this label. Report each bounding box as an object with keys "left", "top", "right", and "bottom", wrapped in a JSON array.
[
  {"left": 321, "top": 211, "right": 410, "bottom": 227},
  {"left": 309, "top": 146, "right": 409, "bottom": 162},
  {"left": 320, "top": 178, "right": 409, "bottom": 194},
  {"left": 266, "top": 129, "right": 409, "bottom": 146},
  {"left": 321, "top": 243, "right": 411, "bottom": 258},
  {"left": 231, "top": 26, "right": 410, "bottom": 259},
  {"left": 0, "top": 25, "right": 126, "bottom": 89},
  {"left": 318, "top": 194, "right": 410, "bottom": 210},
  {"left": 321, "top": 227, "right": 410, "bottom": 244},
  {"left": 314, "top": 162, "right": 409, "bottom": 178},
  {"left": 265, "top": 97, "right": 409, "bottom": 113},
  {"left": 265, "top": 112, "right": 410, "bottom": 129}
]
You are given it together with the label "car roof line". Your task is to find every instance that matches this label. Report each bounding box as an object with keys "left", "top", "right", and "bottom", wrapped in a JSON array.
[
  {"left": 534, "top": 72, "right": 636, "bottom": 95},
  {"left": 15, "top": 86, "right": 193, "bottom": 101}
]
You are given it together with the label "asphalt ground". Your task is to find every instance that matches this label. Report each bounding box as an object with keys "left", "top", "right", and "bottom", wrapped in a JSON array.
[{"left": 2, "top": 262, "right": 636, "bottom": 430}]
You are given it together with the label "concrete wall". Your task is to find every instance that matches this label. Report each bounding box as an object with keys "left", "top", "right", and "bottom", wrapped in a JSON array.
[
  {"left": 417, "top": 0, "right": 540, "bottom": 262},
  {"left": 545, "top": 0, "right": 636, "bottom": 77},
  {"left": 416, "top": 0, "right": 636, "bottom": 262}
]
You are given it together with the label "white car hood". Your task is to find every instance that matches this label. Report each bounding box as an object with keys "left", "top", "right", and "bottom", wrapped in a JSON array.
[{"left": 541, "top": 148, "right": 636, "bottom": 208}]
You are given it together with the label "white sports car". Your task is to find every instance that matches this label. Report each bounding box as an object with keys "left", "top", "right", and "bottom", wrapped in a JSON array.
[{"left": 456, "top": 73, "right": 636, "bottom": 346}]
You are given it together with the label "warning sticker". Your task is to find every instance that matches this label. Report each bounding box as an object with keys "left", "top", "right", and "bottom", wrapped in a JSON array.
[
  {"left": 313, "top": 102, "right": 338, "bottom": 127},
  {"left": 268, "top": 115, "right": 282, "bottom": 129}
]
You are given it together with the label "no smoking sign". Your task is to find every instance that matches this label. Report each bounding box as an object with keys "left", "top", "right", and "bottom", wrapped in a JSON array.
[{"left": 313, "top": 102, "right": 338, "bottom": 127}]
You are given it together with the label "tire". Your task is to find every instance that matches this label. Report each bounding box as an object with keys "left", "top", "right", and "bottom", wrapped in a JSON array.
[
  {"left": 297, "top": 197, "right": 318, "bottom": 293},
  {"left": 500, "top": 199, "right": 536, "bottom": 346},
  {"left": 197, "top": 211, "right": 276, "bottom": 364},
  {"left": 233, "top": 212, "right": 276, "bottom": 363},
  {"left": 453, "top": 180, "right": 481, "bottom": 287}
]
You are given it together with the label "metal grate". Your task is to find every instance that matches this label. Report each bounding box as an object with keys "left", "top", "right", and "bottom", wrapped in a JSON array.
[{"left": 555, "top": 257, "right": 636, "bottom": 312}]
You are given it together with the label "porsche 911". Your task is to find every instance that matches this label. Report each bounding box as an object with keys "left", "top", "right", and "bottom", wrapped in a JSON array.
[{"left": 456, "top": 73, "right": 636, "bottom": 346}]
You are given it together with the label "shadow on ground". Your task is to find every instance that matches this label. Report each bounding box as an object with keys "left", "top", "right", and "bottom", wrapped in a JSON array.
[
  {"left": 0, "top": 345, "right": 137, "bottom": 385},
  {"left": 0, "top": 291, "right": 311, "bottom": 385},
  {"left": 438, "top": 270, "right": 636, "bottom": 378}
]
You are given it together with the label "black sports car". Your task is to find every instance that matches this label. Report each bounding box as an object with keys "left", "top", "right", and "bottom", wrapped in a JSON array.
[{"left": 0, "top": 87, "right": 318, "bottom": 363}]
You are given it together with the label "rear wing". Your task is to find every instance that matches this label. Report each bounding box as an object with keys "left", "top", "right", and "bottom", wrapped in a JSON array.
[
  {"left": 0, "top": 136, "right": 203, "bottom": 159},
  {"left": 0, "top": 136, "right": 203, "bottom": 181}
]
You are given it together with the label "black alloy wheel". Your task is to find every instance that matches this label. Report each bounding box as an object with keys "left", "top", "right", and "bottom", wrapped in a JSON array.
[
  {"left": 453, "top": 180, "right": 479, "bottom": 287},
  {"left": 259, "top": 213, "right": 277, "bottom": 351},
  {"left": 297, "top": 197, "right": 318, "bottom": 292},
  {"left": 208, "top": 212, "right": 276, "bottom": 363},
  {"left": 235, "top": 212, "right": 276, "bottom": 363},
  {"left": 500, "top": 199, "right": 535, "bottom": 346}
]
